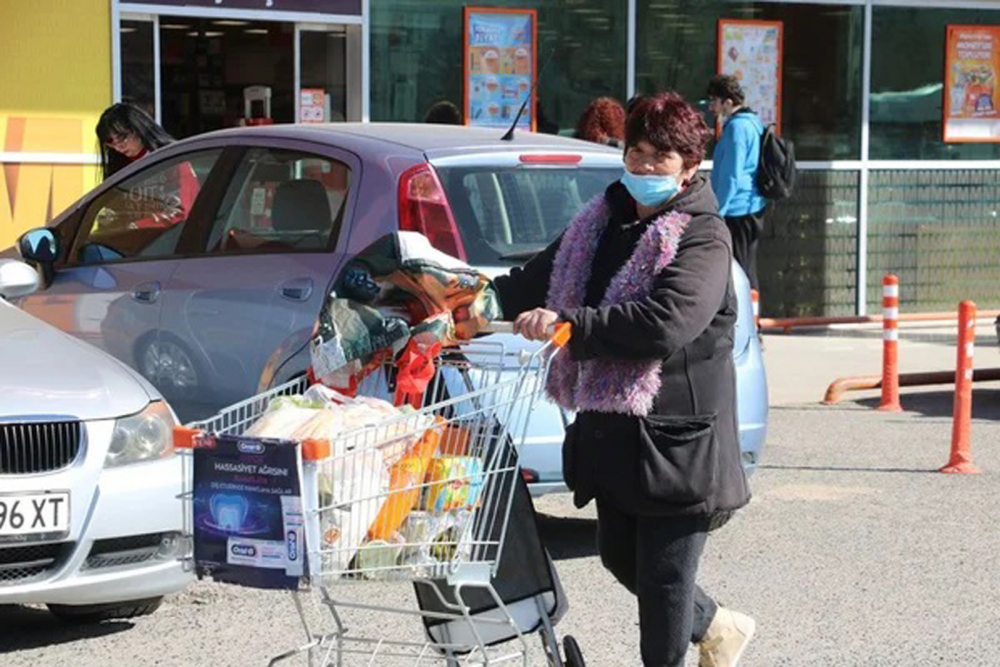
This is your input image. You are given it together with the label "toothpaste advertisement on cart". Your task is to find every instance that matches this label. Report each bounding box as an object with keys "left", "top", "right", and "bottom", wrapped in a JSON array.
[{"left": 192, "top": 436, "right": 306, "bottom": 590}]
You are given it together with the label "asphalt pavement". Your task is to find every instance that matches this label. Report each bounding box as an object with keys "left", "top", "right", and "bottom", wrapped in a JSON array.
[{"left": 2, "top": 326, "right": 999, "bottom": 666}]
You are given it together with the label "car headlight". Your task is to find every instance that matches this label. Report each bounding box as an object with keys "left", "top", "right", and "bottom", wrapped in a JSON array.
[{"left": 105, "top": 401, "right": 176, "bottom": 468}]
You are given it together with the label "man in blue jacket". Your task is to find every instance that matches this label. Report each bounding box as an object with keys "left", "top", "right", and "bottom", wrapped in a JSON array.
[{"left": 707, "top": 75, "right": 767, "bottom": 289}]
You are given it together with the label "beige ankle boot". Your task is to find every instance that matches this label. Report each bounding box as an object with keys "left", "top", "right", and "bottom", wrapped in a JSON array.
[{"left": 698, "top": 607, "right": 756, "bottom": 667}]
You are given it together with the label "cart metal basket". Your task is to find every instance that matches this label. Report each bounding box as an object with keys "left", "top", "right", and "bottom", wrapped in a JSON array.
[{"left": 175, "top": 327, "right": 583, "bottom": 666}]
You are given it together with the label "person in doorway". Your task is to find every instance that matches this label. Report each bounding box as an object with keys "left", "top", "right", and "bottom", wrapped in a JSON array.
[
  {"left": 574, "top": 96, "right": 626, "bottom": 148},
  {"left": 424, "top": 100, "right": 463, "bottom": 125},
  {"left": 706, "top": 75, "right": 767, "bottom": 290},
  {"left": 494, "top": 91, "right": 754, "bottom": 667},
  {"left": 96, "top": 102, "right": 175, "bottom": 181},
  {"left": 95, "top": 103, "right": 199, "bottom": 229}
]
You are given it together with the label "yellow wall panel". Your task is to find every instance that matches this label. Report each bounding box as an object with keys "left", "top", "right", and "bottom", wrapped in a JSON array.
[
  {"left": 0, "top": 167, "right": 13, "bottom": 249},
  {"left": 0, "top": 0, "right": 111, "bottom": 116},
  {"left": 10, "top": 165, "right": 54, "bottom": 231},
  {"left": 0, "top": 0, "right": 110, "bottom": 245},
  {"left": 52, "top": 165, "right": 88, "bottom": 218}
]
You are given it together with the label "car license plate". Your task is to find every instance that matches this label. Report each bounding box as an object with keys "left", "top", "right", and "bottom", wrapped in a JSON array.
[{"left": 0, "top": 492, "right": 70, "bottom": 544}]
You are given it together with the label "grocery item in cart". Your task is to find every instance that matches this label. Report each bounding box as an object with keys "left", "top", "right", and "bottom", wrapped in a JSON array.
[
  {"left": 245, "top": 384, "right": 425, "bottom": 464},
  {"left": 423, "top": 456, "right": 485, "bottom": 514},
  {"left": 317, "top": 445, "right": 390, "bottom": 575},
  {"left": 393, "top": 509, "right": 475, "bottom": 571},
  {"left": 311, "top": 231, "right": 502, "bottom": 387},
  {"left": 367, "top": 418, "right": 444, "bottom": 541}
]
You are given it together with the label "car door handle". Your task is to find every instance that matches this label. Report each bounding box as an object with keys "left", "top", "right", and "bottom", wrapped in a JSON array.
[
  {"left": 279, "top": 278, "right": 314, "bottom": 302},
  {"left": 132, "top": 281, "right": 161, "bottom": 304}
]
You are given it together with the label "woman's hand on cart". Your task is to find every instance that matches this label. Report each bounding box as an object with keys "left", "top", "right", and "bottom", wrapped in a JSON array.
[
  {"left": 483, "top": 313, "right": 571, "bottom": 347},
  {"left": 512, "top": 308, "right": 561, "bottom": 342}
]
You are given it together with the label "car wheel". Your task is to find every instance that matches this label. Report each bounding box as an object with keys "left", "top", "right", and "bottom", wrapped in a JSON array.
[
  {"left": 48, "top": 596, "right": 163, "bottom": 623},
  {"left": 139, "top": 338, "right": 201, "bottom": 398}
]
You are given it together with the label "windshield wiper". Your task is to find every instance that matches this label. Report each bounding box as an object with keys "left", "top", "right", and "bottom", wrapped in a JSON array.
[{"left": 498, "top": 248, "right": 545, "bottom": 261}]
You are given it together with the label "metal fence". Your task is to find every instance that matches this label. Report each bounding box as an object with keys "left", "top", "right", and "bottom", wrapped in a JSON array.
[
  {"left": 866, "top": 169, "right": 1000, "bottom": 315},
  {"left": 758, "top": 170, "right": 860, "bottom": 317}
]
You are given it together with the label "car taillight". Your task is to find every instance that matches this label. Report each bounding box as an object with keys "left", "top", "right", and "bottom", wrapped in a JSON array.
[{"left": 397, "top": 163, "right": 467, "bottom": 261}]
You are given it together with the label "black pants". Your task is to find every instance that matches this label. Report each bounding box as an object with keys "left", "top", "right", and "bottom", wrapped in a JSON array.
[
  {"left": 596, "top": 498, "right": 717, "bottom": 667},
  {"left": 724, "top": 209, "right": 766, "bottom": 290}
]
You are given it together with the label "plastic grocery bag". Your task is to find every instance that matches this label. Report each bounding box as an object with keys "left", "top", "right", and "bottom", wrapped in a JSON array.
[{"left": 311, "top": 232, "right": 502, "bottom": 389}]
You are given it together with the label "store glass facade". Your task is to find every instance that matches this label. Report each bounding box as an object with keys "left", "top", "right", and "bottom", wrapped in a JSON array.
[
  {"left": 867, "top": 6, "right": 1000, "bottom": 314},
  {"left": 369, "top": 0, "right": 627, "bottom": 132},
  {"left": 633, "top": 1, "right": 865, "bottom": 316},
  {"left": 871, "top": 6, "right": 1000, "bottom": 160},
  {"left": 637, "top": 1, "right": 864, "bottom": 161}
]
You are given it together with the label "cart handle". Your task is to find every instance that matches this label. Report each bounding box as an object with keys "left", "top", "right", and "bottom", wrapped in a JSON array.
[{"left": 482, "top": 321, "right": 572, "bottom": 347}]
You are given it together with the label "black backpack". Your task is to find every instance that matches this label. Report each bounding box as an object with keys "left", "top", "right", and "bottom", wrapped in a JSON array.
[{"left": 756, "top": 123, "right": 796, "bottom": 201}]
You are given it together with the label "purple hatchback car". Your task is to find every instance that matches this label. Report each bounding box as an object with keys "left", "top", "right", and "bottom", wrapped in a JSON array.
[{"left": 15, "top": 123, "right": 767, "bottom": 494}]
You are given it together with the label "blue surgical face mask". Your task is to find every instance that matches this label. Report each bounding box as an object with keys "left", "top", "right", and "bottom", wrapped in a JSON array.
[{"left": 620, "top": 169, "right": 682, "bottom": 208}]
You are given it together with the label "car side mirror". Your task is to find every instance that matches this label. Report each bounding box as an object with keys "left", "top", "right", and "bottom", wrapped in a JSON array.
[
  {"left": 19, "top": 228, "right": 59, "bottom": 264},
  {"left": 0, "top": 259, "right": 41, "bottom": 299},
  {"left": 18, "top": 228, "right": 59, "bottom": 287}
]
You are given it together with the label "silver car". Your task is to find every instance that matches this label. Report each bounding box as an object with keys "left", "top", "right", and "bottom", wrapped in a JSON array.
[
  {"left": 13, "top": 123, "right": 767, "bottom": 493},
  {"left": 0, "top": 259, "right": 189, "bottom": 620}
]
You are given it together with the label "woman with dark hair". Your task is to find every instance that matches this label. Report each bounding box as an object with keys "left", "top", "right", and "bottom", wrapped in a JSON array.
[
  {"left": 95, "top": 103, "right": 200, "bottom": 229},
  {"left": 495, "top": 91, "right": 754, "bottom": 666},
  {"left": 574, "top": 96, "right": 626, "bottom": 148},
  {"left": 96, "top": 103, "right": 175, "bottom": 181}
]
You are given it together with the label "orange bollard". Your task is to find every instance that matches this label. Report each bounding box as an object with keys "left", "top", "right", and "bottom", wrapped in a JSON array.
[
  {"left": 940, "top": 301, "right": 981, "bottom": 474},
  {"left": 750, "top": 289, "right": 760, "bottom": 331},
  {"left": 877, "top": 274, "right": 902, "bottom": 412}
]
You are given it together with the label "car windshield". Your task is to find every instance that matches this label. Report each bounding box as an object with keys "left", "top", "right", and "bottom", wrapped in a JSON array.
[{"left": 435, "top": 164, "right": 623, "bottom": 266}]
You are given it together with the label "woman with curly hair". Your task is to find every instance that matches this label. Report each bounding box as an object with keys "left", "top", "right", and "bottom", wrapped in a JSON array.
[
  {"left": 496, "top": 91, "right": 754, "bottom": 666},
  {"left": 574, "top": 96, "right": 626, "bottom": 148}
]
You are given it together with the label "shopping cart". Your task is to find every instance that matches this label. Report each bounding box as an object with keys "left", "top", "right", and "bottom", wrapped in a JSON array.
[{"left": 174, "top": 325, "right": 584, "bottom": 666}]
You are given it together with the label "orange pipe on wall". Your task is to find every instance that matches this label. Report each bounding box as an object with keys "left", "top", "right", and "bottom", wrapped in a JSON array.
[
  {"left": 822, "top": 367, "right": 1000, "bottom": 405},
  {"left": 761, "top": 310, "right": 1000, "bottom": 334}
]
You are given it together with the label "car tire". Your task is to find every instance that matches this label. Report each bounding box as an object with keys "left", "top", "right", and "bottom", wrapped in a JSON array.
[{"left": 48, "top": 596, "right": 163, "bottom": 623}]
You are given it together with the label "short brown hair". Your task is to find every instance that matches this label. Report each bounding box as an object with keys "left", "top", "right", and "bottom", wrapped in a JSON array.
[{"left": 624, "top": 91, "right": 712, "bottom": 170}]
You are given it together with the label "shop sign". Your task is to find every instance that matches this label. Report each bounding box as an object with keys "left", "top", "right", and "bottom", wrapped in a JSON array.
[
  {"left": 463, "top": 7, "right": 536, "bottom": 131},
  {"left": 944, "top": 25, "right": 1000, "bottom": 143},
  {"left": 717, "top": 19, "right": 783, "bottom": 134},
  {"left": 123, "top": 0, "right": 361, "bottom": 16}
]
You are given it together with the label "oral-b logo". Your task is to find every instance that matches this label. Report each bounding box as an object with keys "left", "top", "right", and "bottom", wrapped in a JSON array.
[
  {"left": 286, "top": 531, "right": 298, "bottom": 561},
  {"left": 238, "top": 440, "right": 265, "bottom": 454},
  {"left": 231, "top": 543, "right": 257, "bottom": 557}
]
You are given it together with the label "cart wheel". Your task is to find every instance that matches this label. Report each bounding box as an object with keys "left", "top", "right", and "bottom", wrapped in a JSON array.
[{"left": 563, "top": 635, "right": 585, "bottom": 667}]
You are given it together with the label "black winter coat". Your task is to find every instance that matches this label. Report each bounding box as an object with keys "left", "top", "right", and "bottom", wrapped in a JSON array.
[{"left": 494, "top": 176, "right": 751, "bottom": 518}]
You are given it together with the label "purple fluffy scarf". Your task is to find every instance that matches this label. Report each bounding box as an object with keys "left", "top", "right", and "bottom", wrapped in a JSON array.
[{"left": 546, "top": 195, "right": 691, "bottom": 416}]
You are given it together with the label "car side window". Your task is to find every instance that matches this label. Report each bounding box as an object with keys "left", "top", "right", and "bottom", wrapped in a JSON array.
[
  {"left": 206, "top": 148, "right": 350, "bottom": 254},
  {"left": 71, "top": 150, "right": 222, "bottom": 265}
]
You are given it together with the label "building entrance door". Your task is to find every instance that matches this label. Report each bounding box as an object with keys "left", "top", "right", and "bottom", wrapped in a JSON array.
[{"left": 118, "top": 12, "right": 364, "bottom": 139}]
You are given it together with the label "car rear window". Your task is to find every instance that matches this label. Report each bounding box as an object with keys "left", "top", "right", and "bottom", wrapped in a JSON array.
[{"left": 435, "top": 165, "right": 623, "bottom": 265}]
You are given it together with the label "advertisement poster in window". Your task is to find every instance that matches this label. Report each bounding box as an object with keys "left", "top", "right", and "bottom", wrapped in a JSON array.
[
  {"left": 463, "top": 7, "right": 536, "bottom": 131},
  {"left": 717, "top": 19, "right": 783, "bottom": 134},
  {"left": 944, "top": 25, "right": 1000, "bottom": 143},
  {"left": 300, "top": 88, "right": 327, "bottom": 124}
]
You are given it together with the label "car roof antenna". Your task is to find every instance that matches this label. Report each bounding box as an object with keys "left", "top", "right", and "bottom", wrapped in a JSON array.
[{"left": 501, "top": 47, "right": 556, "bottom": 142}]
